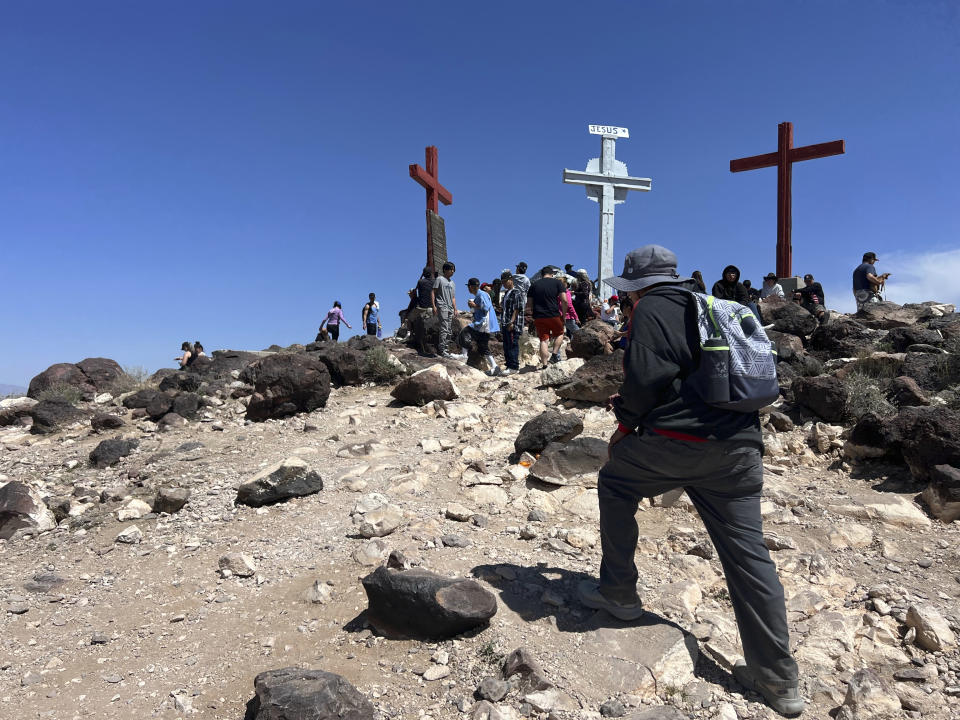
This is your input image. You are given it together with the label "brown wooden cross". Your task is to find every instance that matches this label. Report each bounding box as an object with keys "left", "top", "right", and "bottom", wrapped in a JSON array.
[
  {"left": 730, "top": 122, "right": 845, "bottom": 278},
  {"left": 409, "top": 146, "right": 453, "bottom": 270}
]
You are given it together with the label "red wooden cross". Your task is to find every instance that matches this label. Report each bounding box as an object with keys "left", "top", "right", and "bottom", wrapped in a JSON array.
[
  {"left": 730, "top": 122, "right": 845, "bottom": 278},
  {"left": 409, "top": 145, "right": 453, "bottom": 269}
]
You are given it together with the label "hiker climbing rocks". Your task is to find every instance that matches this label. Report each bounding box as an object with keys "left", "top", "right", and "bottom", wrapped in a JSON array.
[
  {"left": 320, "top": 301, "right": 350, "bottom": 342},
  {"left": 578, "top": 244, "right": 804, "bottom": 717}
]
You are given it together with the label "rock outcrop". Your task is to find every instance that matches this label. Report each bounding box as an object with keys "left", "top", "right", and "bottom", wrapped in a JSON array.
[{"left": 241, "top": 354, "right": 331, "bottom": 421}]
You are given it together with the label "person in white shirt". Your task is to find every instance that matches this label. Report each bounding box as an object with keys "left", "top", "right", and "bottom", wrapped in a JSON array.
[
  {"left": 759, "top": 273, "right": 785, "bottom": 300},
  {"left": 600, "top": 295, "right": 620, "bottom": 325}
]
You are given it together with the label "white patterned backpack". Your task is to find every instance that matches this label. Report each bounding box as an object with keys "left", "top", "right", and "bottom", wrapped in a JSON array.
[{"left": 684, "top": 292, "right": 779, "bottom": 412}]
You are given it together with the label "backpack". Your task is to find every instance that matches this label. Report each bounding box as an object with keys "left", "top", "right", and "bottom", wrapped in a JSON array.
[{"left": 684, "top": 291, "right": 779, "bottom": 412}]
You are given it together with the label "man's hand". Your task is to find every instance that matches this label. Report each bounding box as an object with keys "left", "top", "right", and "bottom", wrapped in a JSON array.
[
  {"left": 605, "top": 393, "right": 620, "bottom": 411},
  {"left": 608, "top": 427, "right": 629, "bottom": 460}
]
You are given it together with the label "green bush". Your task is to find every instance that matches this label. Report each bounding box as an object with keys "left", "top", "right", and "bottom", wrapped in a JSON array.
[
  {"left": 35, "top": 382, "right": 84, "bottom": 405},
  {"left": 363, "top": 346, "right": 405, "bottom": 384},
  {"left": 843, "top": 371, "right": 895, "bottom": 420}
]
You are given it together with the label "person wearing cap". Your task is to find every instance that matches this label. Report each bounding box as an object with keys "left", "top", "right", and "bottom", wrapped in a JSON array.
[
  {"left": 759, "top": 273, "right": 785, "bottom": 300},
  {"left": 600, "top": 295, "right": 620, "bottom": 325},
  {"left": 796, "top": 273, "right": 828, "bottom": 324},
  {"left": 498, "top": 271, "right": 523, "bottom": 374},
  {"left": 853, "top": 252, "right": 889, "bottom": 309},
  {"left": 526, "top": 266, "right": 568, "bottom": 365},
  {"left": 576, "top": 244, "right": 803, "bottom": 717},
  {"left": 466, "top": 277, "right": 502, "bottom": 376}
]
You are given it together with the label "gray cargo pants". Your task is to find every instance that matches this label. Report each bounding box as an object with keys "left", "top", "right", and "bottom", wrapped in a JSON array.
[
  {"left": 437, "top": 306, "right": 454, "bottom": 354},
  {"left": 597, "top": 430, "right": 798, "bottom": 688}
]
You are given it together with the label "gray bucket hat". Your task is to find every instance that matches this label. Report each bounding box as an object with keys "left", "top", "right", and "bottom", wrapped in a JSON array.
[{"left": 605, "top": 245, "right": 688, "bottom": 292}]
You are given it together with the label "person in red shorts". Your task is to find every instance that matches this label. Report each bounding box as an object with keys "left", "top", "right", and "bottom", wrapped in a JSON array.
[{"left": 526, "top": 266, "right": 568, "bottom": 366}]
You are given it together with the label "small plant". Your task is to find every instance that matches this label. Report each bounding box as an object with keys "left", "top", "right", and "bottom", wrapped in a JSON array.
[
  {"left": 843, "top": 371, "right": 895, "bottom": 420},
  {"left": 362, "top": 346, "right": 405, "bottom": 384},
  {"left": 477, "top": 641, "right": 504, "bottom": 666},
  {"left": 35, "top": 382, "right": 84, "bottom": 405},
  {"left": 123, "top": 365, "right": 151, "bottom": 384},
  {"left": 853, "top": 349, "right": 899, "bottom": 380},
  {"left": 108, "top": 365, "right": 152, "bottom": 395},
  {"left": 502, "top": 391, "right": 517, "bottom": 403}
]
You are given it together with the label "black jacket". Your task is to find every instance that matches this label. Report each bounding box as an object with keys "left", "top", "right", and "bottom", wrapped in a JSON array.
[
  {"left": 711, "top": 265, "right": 751, "bottom": 304},
  {"left": 613, "top": 280, "right": 762, "bottom": 449}
]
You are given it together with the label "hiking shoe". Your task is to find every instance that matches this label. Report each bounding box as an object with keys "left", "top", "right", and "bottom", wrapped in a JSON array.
[
  {"left": 486, "top": 367, "right": 503, "bottom": 377},
  {"left": 733, "top": 660, "right": 805, "bottom": 716},
  {"left": 549, "top": 353, "right": 561, "bottom": 364},
  {"left": 577, "top": 580, "right": 645, "bottom": 621}
]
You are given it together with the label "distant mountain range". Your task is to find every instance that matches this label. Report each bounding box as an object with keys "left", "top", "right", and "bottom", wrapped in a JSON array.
[{"left": 0, "top": 383, "right": 27, "bottom": 397}]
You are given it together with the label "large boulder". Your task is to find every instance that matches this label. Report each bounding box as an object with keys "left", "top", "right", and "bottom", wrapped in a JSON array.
[
  {"left": 514, "top": 410, "right": 584, "bottom": 456},
  {"left": 539, "top": 357, "right": 585, "bottom": 387},
  {"left": 346, "top": 335, "right": 380, "bottom": 352},
  {"left": 556, "top": 350, "right": 624, "bottom": 404},
  {"left": 528, "top": 437, "right": 608, "bottom": 487},
  {"left": 763, "top": 298, "right": 818, "bottom": 337},
  {"left": 240, "top": 354, "right": 331, "bottom": 421},
  {"left": 249, "top": 667, "right": 375, "bottom": 720},
  {"left": 27, "top": 363, "right": 95, "bottom": 400},
  {"left": 236, "top": 456, "right": 323, "bottom": 507},
  {"left": 74, "top": 358, "right": 126, "bottom": 391},
  {"left": 91, "top": 412, "right": 125, "bottom": 431},
  {"left": 888, "top": 406, "right": 960, "bottom": 482},
  {"left": 810, "top": 317, "right": 878, "bottom": 358},
  {"left": 391, "top": 364, "right": 459, "bottom": 405},
  {"left": 28, "top": 398, "right": 85, "bottom": 434},
  {"left": 27, "top": 358, "right": 127, "bottom": 401},
  {"left": 146, "top": 390, "right": 177, "bottom": 420},
  {"left": 886, "top": 376, "right": 929, "bottom": 407},
  {"left": 361, "top": 566, "right": 497, "bottom": 640},
  {"left": 791, "top": 375, "right": 848, "bottom": 422},
  {"left": 159, "top": 372, "right": 203, "bottom": 393},
  {"left": 89, "top": 438, "right": 138, "bottom": 468},
  {"left": 567, "top": 320, "right": 616, "bottom": 359},
  {"left": 311, "top": 344, "right": 366, "bottom": 386},
  {"left": 171, "top": 392, "right": 200, "bottom": 419},
  {"left": 885, "top": 326, "right": 944, "bottom": 352},
  {"left": 900, "top": 352, "right": 959, "bottom": 392},
  {"left": 0, "top": 482, "right": 57, "bottom": 539},
  {"left": 926, "top": 313, "right": 960, "bottom": 339},
  {"left": 922, "top": 464, "right": 960, "bottom": 523},
  {"left": 855, "top": 301, "right": 924, "bottom": 329},
  {"left": 0, "top": 396, "right": 37, "bottom": 427}
]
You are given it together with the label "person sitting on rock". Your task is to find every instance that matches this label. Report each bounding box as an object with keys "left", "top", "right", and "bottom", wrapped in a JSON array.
[
  {"left": 691, "top": 270, "right": 707, "bottom": 293},
  {"left": 320, "top": 301, "right": 350, "bottom": 342},
  {"left": 466, "top": 277, "right": 501, "bottom": 376},
  {"left": 600, "top": 295, "right": 620, "bottom": 326},
  {"left": 578, "top": 244, "right": 804, "bottom": 717},
  {"left": 176, "top": 342, "right": 195, "bottom": 369},
  {"left": 193, "top": 341, "right": 206, "bottom": 358},
  {"left": 852, "top": 251, "right": 889, "bottom": 308},
  {"left": 760, "top": 273, "right": 785, "bottom": 300},
  {"left": 797, "top": 273, "right": 828, "bottom": 324}
]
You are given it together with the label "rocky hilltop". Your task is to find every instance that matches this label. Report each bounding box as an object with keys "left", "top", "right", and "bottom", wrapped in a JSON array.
[{"left": 1, "top": 300, "right": 959, "bottom": 720}]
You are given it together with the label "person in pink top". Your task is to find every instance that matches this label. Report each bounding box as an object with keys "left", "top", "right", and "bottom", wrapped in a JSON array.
[
  {"left": 319, "top": 301, "right": 351, "bottom": 342},
  {"left": 561, "top": 276, "right": 580, "bottom": 338}
]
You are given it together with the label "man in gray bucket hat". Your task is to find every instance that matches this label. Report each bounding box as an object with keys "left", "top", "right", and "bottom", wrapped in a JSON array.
[{"left": 577, "top": 245, "right": 804, "bottom": 716}]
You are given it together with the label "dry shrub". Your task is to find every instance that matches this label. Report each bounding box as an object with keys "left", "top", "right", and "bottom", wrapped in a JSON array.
[
  {"left": 35, "top": 382, "right": 84, "bottom": 405},
  {"left": 844, "top": 371, "right": 894, "bottom": 420},
  {"left": 363, "top": 346, "right": 405, "bottom": 384}
]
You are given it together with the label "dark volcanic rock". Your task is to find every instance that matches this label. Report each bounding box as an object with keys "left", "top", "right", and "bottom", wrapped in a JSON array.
[
  {"left": 236, "top": 457, "right": 323, "bottom": 507},
  {"left": 514, "top": 410, "right": 584, "bottom": 456},
  {"left": 122, "top": 388, "right": 163, "bottom": 409},
  {"left": 792, "top": 375, "right": 848, "bottom": 422},
  {"left": 154, "top": 487, "right": 190, "bottom": 514},
  {"left": 0, "top": 482, "right": 57, "bottom": 539},
  {"left": 240, "top": 354, "right": 331, "bottom": 421},
  {"left": 345, "top": 335, "right": 380, "bottom": 352},
  {"left": 810, "top": 317, "right": 877, "bottom": 358},
  {"left": 158, "top": 412, "right": 186, "bottom": 431},
  {"left": 886, "top": 326, "right": 944, "bottom": 353},
  {"left": 91, "top": 413, "right": 125, "bottom": 431},
  {"left": 922, "top": 464, "right": 960, "bottom": 523},
  {"left": 763, "top": 298, "right": 818, "bottom": 337},
  {"left": 361, "top": 566, "right": 497, "bottom": 640},
  {"left": 556, "top": 350, "right": 624, "bottom": 404},
  {"left": 29, "top": 399, "right": 85, "bottom": 434},
  {"left": 887, "top": 376, "right": 929, "bottom": 407},
  {"left": 27, "top": 363, "right": 95, "bottom": 400},
  {"left": 900, "top": 353, "right": 959, "bottom": 392},
  {"left": 171, "top": 393, "right": 200, "bottom": 419},
  {"left": 74, "top": 358, "right": 126, "bottom": 392},
  {"left": 889, "top": 406, "right": 960, "bottom": 482},
  {"left": 146, "top": 391, "right": 177, "bottom": 420},
  {"left": 311, "top": 344, "right": 366, "bottom": 386},
  {"left": 567, "top": 320, "right": 616, "bottom": 359},
  {"left": 89, "top": 438, "right": 138, "bottom": 468},
  {"left": 529, "top": 437, "right": 608, "bottom": 487},
  {"left": 502, "top": 647, "right": 553, "bottom": 694},
  {"left": 391, "top": 366, "right": 458, "bottom": 405},
  {"left": 249, "top": 667, "right": 375, "bottom": 720},
  {"left": 159, "top": 373, "right": 202, "bottom": 393}
]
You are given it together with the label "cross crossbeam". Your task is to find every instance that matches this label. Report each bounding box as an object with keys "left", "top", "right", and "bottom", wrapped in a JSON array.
[{"left": 730, "top": 122, "right": 845, "bottom": 278}]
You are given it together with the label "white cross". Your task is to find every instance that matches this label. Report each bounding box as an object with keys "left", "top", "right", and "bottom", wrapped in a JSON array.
[{"left": 563, "top": 129, "right": 652, "bottom": 300}]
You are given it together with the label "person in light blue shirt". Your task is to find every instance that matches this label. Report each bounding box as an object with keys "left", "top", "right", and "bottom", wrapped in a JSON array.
[
  {"left": 466, "top": 277, "right": 502, "bottom": 376},
  {"left": 362, "top": 293, "right": 381, "bottom": 337}
]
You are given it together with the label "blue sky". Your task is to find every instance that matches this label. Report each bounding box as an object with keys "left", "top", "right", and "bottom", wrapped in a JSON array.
[{"left": 2, "top": 1, "right": 958, "bottom": 387}]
